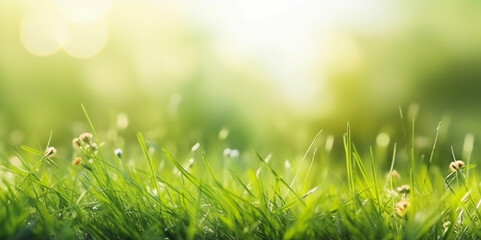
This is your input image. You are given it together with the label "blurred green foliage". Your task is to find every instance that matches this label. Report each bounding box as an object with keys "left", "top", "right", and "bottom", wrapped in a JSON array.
[{"left": 1, "top": 0, "right": 481, "bottom": 164}]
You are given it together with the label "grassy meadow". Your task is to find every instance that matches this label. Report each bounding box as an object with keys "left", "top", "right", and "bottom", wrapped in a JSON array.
[
  {"left": 3, "top": 0, "right": 481, "bottom": 239},
  {"left": 1, "top": 106, "right": 481, "bottom": 239}
]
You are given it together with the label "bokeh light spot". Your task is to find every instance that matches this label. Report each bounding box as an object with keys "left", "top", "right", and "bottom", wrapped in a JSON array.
[
  {"left": 376, "top": 132, "right": 390, "bottom": 147},
  {"left": 62, "top": 20, "right": 109, "bottom": 58},
  {"left": 20, "top": 13, "right": 64, "bottom": 56},
  {"left": 55, "top": 0, "right": 113, "bottom": 23}
]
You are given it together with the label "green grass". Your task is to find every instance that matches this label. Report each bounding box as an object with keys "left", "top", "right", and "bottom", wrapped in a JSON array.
[{"left": 1, "top": 110, "right": 481, "bottom": 239}]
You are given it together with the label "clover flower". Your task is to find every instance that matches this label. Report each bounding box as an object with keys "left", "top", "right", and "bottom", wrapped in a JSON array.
[
  {"left": 397, "top": 185, "right": 410, "bottom": 195},
  {"left": 72, "top": 138, "right": 81, "bottom": 147},
  {"left": 79, "top": 132, "right": 93, "bottom": 144},
  {"left": 449, "top": 160, "right": 465, "bottom": 172},
  {"left": 72, "top": 132, "right": 94, "bottom": 148},
  {"left": 387, "top": 170, "right": 400, "bottom": 180},
  {"left": 395, "top": 199, "right": 410, "bottom": 217},
  {"left": 45, "top": 147, "right": 57, "bottom": 158}
]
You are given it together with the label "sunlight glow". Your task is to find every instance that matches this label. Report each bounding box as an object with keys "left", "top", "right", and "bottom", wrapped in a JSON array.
[
  {"left": 20, "top": 13, "right": 64, "bottom": 56},
  {"left": 63, "top": 20, "right": 109, "bottom": 58},
  {"left": 55, "top": 0, "right": 113, "bottom": 23},
  {"left": 20, "top": 1, "right": 110, "bottom": 58},
  {"left": 322, "top": 32, "right": 363, "bottom": 75}
]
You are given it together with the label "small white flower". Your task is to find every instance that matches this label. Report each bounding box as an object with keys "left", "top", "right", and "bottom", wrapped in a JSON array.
[
  {"left": 114, "top": 148, "right": 123, "bottom": 158},
  {"left": 223, "top": 148, "right": 231, "bottom": 157},
  {"left": 230, "top": 149, "right": 239, "bottom": 159}
]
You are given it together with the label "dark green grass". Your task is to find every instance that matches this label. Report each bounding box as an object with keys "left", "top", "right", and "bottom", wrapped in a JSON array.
[{"left": 1, "top": 109, "right": 481, "bottom": 239}]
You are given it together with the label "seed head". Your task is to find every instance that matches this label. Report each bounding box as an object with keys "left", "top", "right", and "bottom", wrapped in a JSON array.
[
  {"left": 449, "top": 160, "right": 465, "bottom": 172},
  {"left": 395, "top": 199, "right": 410, "bottom": 217},
  {"left": 387, "top": 170, "right": 400, "bottom": 180},
  {"left": 79, "top": 132, "right": 93, "bottom": 144},
  {"left": 45, "top": 147, "right": 57, "bottom": 158},
  {"left": 397, "top": 185, "right": 410, "bottom": 194},
  {"left": 72, "top": 157, "right": 82, "bottom": 166},
  {"left": 72, "top": 137, "right": 81, "bottom": 147}
]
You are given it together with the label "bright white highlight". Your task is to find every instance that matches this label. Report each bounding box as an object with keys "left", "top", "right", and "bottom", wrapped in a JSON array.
[{"left": 55, "top": 0, "right": 113, "bottom": 23}]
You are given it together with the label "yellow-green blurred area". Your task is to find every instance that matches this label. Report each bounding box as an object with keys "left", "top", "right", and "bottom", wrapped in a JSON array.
[{"left": 1, "top": 0, "right": 481, "bottom": 160}]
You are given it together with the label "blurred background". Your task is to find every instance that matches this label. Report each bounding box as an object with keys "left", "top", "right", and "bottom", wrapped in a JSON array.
[{"left": 1, "top": 0, "right": 481, "bottom": 166}]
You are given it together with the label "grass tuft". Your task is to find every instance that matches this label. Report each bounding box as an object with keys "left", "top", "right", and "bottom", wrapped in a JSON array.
[{"left": 2, "top": 111, "right": 481, "bottom": 239}]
